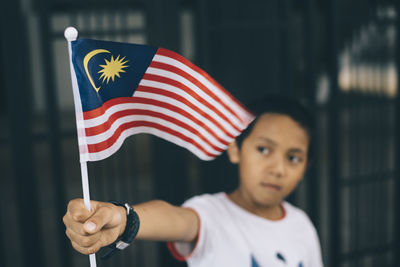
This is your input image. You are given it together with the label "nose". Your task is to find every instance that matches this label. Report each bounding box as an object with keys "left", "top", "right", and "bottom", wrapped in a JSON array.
[{"left": 267, "top": 154, "right": 286, "bottom": 178}]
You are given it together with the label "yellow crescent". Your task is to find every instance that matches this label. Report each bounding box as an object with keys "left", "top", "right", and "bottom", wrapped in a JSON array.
[{"left": 83, "top": 49, "right": 111, "bottom": 92}]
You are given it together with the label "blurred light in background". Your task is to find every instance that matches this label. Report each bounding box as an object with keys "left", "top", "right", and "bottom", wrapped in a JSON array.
[{"left": 338, "top": 6, "right": 397, "bottom": 98}]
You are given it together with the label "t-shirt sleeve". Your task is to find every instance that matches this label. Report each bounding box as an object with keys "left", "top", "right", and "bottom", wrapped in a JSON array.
[
  {"left": 298, "top": 211, "right": 324, "bottom": 267},
  {"left": 307, "top": 224, "right": 324, "bottom": 267},
  {"left": 167, "top": 194, "right": 215, "bottom": 261},
  {"left": 287, "top": 203, "right": 324, "bottom": 267}
]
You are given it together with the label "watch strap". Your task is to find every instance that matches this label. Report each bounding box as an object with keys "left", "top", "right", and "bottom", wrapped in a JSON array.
[{"left": 100, "top": 201, "right": 140, "bottom": 260}]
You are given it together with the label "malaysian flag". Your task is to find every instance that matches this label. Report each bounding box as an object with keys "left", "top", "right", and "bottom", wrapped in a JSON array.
[{"left": 70, "top": 38, "right": 255, "bottom": 162}]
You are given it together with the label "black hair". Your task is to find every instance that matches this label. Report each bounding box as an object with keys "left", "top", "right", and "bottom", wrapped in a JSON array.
[{"left": 235, "top": 95, "right": 315, "bottom": 163}]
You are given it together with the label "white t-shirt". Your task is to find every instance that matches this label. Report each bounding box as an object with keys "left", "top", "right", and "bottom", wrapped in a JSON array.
[{"left": 168, "top": 192, "right": 323, "bottom": 267}]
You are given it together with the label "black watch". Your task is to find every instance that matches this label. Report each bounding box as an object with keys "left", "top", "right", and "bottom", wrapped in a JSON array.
[{"left": 100, "top": 201, "right": 140, "bottom": 259}]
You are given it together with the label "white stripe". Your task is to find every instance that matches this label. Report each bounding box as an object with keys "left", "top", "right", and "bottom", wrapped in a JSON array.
[
  {"left": 153, "top": 54, "right": 254, "bottom": 125},
  {"left": 139, "top": 77, "right": 240, "bottom": 135},
  {"left": 83, "top": 94, "right": 233, "bottom": 143},
  {"left": 83, "top": 103, "right": 134, "bottom": 128},
  {"left": 145, "top": 67, "right": 244, "bottom": 131},
  {"left": 82, "top": 126, "right": 215, "bottom": 161},
  {"left": 134, "top": 90, "right": 235, "bottom": 143},
  {"left": 82, "top": 114, "right": 222, "bottom": 155},
  {"left": 84, "top": 103, "right": 226, "bottom": 150},
  {"left": 83, "top": 91, "right": 234, "bottom": 140}
]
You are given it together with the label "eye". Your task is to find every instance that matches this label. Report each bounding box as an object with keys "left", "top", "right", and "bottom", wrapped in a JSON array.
[
  {"left": 288, "top": 155, "right": 303, "bottom": 164},
  {"left": 257, "top": 146, "right": 270, "bottom": 155}
]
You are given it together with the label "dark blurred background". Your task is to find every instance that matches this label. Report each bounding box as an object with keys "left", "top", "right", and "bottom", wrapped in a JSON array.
[{"left": 1, "top": 0, "right": 399, "bottom": 266}]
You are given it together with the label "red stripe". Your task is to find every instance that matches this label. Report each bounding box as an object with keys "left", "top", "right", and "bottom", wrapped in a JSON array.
[
  {"left": 85, "top": 108, "right": 224, "bottom": 153},
  {"left": 156, "top": 48, "right": 252, "bottom": 120},
  {"left": 83, "top": 97, "right": 231, "bottom": 145},
  {"left": 84, "top": 94, "right": 235, "bottom": 139},
  {"left": 83, "top": 97, "right": 131, "bottom": 120},
  {"left": 129, "top": 97, "right": 230, "bottom": 145},
  {"left": 141, "top": 73, "right": 240, "bottom": 134},
  {"left": 143, "top": 71, "right": 238, "bottom": 133},
  {"left": 87, "top": 120, "right": 218, "bottom": 158},
  {"left": 136, "top": 85, "right": 235, "bottom": 139},
  {"left": 149, "top": 60, "right": 243, "bottom": 128}
]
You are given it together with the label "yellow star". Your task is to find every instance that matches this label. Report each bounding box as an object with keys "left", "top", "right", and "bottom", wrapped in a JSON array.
[{"left": 98, "top": 55, "right": 129, "bottom": 84}]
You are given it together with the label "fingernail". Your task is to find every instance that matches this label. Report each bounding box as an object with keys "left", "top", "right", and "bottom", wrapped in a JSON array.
[{"left": 85, "top": 221, "right": 96, "bottom": 232}]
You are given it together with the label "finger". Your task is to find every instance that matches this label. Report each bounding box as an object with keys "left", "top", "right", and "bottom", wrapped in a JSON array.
[
  {"left": 70, "top": 239, "right": 103, "bottom": 255},
  {"left": 98, "top": 227, "right": 121, "bottom": 247},
  {"left": 66, "top": 228, "right": 101, "bottom": 248},
  {"left": 63, "top": 213, "right": 90, "bottom": 236},
  {"left": 84, "top": 205, "right": 124, "bottom": 234},
  {"left": 67, "top": 199, "right": 98, "bottom": 223}
]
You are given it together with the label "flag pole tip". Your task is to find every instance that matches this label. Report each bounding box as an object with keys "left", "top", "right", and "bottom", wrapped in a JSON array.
[{"left": 64, "top": 27, "right": 78, "bottom": 41}]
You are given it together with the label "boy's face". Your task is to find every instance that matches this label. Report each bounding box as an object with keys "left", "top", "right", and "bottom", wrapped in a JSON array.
[{"left": 228, "top": 113, "right": 309, "bottom": 208}]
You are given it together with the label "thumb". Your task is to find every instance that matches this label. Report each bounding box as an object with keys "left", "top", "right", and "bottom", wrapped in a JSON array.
[
  {"left": 84, "top": 205, "right": 124, "bottom": 234},
  {"left": 68, "top": 198, "right": 98, "bottom": 223},
  {"left": 83, "top": 220, "right": 98, "bottom": 234}
]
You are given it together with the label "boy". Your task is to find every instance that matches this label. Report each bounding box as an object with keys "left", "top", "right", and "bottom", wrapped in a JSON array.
[{"left": 63, "top": 97, "right": 324, "bottom": 267}]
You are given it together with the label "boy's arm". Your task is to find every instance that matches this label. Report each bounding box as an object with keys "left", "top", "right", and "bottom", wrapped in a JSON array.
[
  {"left": 63, "top": 199, "right": 198, "bottom": 255},
  {"left": 134, "top": 200, "right": 199, "bottom": 241}
]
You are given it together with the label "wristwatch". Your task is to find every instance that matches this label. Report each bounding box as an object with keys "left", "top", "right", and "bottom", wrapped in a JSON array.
[{"left": 100, "top": 201, "right": 140, "bottom": 259}]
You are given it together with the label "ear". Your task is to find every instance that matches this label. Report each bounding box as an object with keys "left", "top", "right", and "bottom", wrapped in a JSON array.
[{"left": 227, "top": 141, "right": 240, "bottom": 164}]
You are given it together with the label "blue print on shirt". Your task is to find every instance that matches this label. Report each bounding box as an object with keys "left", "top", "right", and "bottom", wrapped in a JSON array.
[
  {"left": 250, "top": 253, "right": 304, "bottom": 266},
  {"left": 251, "top": 255, "right": 260, "bottom": 267},
  {"left": 276, "top": 252, "right": 286, "bottom": 263}
]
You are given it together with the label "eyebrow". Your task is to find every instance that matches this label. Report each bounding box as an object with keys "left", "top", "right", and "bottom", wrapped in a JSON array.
[
  {"left": 288, "top": 148, "right": 306, "bottom": 155},
  {"left": 256, "top": 137, "right": 277, "bottom": 145}
]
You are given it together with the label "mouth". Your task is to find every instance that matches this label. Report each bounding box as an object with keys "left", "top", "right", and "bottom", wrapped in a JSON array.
[{"left": 260, "top": 182, "right": 282, "bottom": 191}]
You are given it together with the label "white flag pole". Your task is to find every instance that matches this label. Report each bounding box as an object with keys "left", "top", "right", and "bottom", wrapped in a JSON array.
[{"left": 64, "top": 26, "right": 97, "bottom": 267}]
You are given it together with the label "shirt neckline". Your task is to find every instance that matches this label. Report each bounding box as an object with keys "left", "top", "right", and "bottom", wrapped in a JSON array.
[{"left": 221, "top": 192, "right": 288, "bottom": 223}]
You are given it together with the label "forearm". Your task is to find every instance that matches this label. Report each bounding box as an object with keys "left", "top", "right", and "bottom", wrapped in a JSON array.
[{"left": 133, "top": 200, "right": 198, "bottom": 243}]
